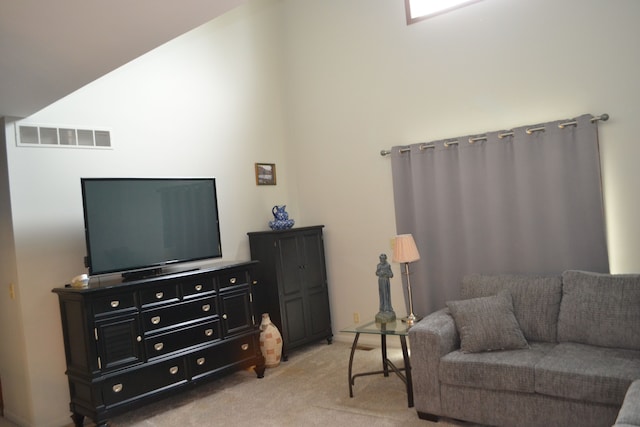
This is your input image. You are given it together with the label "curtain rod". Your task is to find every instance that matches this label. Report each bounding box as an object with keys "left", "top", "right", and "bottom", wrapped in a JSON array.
[{"left": 380, "top": 113, "right": 610, "bottom": 157}]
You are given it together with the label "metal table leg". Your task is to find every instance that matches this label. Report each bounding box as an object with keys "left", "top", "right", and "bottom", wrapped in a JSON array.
[
  {"left": 400, "top": 335, "right": 413, "bottom": 407},
  {"left": 348, "top": 332, "right": 360, "bottom": 398}
]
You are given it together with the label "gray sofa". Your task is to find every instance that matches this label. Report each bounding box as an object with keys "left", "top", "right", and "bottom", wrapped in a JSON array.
[{"left": 409, "top": 270, "right": 640, "bottom": 427}]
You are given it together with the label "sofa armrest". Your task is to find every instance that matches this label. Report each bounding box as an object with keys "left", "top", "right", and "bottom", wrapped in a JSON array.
[
  {"left": 614, "top": 380, "right": 640, "bottom": 426},
  {"left": 409, "top": 308, "right": 459, "bottom": 416}
]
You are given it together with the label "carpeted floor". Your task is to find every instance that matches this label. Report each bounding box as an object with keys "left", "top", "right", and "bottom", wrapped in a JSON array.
[{"left": 67, "top": 340, "right": 470, "bottom": 427}]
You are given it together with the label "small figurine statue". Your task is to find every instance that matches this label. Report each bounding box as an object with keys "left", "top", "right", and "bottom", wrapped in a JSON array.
[{"left": 375, "top": 253, "right": 396, "bottom": 323}]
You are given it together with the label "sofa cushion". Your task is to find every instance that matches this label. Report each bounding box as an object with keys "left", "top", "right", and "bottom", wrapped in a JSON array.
[
  {"left": 535, "top": 342, "right": 640, "bottom": 405},
  {"left": 462, "top": 273, "right": 562, "bottom": 342},
  {"left": 558, "top": 270, "right": 640, "bottom": 350},
  {"left": 447, "top": 290, "right": 529, "bottom": 353},
  {"left": 440, "top": 342, "right": 555, "bottom": 393}
]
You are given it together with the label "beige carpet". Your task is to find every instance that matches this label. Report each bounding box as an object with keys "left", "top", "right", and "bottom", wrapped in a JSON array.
[{"left": 71, "top": 341, "right": 469, "bottom": 427}]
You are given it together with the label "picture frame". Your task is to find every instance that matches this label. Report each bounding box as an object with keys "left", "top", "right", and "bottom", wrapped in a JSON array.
[{"left": 255, "top": 163, "right": 277, "bottom": 185}]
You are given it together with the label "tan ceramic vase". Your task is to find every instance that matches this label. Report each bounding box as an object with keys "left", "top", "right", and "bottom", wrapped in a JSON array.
[{"left": 259, "top": 313, "right": 283, "bottom": 368}]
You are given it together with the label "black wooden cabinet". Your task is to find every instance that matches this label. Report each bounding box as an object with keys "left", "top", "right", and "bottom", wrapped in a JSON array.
[
  {"left": 248, "top": 226, "right": 333, "bottom": 356},
  {"left": 52, "top": 261, "right": 264, "bottom": 427}
]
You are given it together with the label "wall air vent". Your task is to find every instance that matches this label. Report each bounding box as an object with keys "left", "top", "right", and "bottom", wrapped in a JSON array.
[{"left": 16, "top": 123, "right": 112, "bottom": 149}]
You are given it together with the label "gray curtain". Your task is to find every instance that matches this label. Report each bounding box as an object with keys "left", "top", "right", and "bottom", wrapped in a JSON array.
[{"left": 390, "top": 114, "right": 609, "bottom": 316}]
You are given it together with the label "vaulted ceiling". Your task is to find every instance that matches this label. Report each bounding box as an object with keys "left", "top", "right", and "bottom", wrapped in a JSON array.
[{"left": 0, "top": 0, "right": 248, "bottom": 118}]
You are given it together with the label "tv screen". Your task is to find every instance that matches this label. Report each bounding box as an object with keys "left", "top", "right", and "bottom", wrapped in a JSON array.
[{"left": 81, "top": 178, "right": 222, "bottom": 276}]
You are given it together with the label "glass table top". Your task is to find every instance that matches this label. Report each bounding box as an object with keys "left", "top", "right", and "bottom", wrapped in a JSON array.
[{"left": 341, "top": 318, "right": 412, "bottom": 336}]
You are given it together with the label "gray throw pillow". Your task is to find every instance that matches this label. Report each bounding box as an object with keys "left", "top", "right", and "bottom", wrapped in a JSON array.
[{"left": 447, "top": 290, "right": 529, "bottom": 353}]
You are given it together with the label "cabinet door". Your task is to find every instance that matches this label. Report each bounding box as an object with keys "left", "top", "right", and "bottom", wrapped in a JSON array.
[
  {"left": 298, "top": 231, "right": 332, "bottom": 337},
  {"left": 277, "top": 235, "right": 304, "bottom": 296},
  {"left": 95, "top": 315, "right": 143, "bottom": 372},
  {"left": 220, "top": 287, "right": 253, "bottom": 337},
  {"left": 276, "top": 229, "right": 332, "bottom": 347},
  {"left": 275, "top": 235, "right": 306, "bottom": 345}
]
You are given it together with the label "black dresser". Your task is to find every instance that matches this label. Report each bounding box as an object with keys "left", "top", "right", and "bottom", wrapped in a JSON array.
[{"left": 52, "top": 261, "right": 264, "bottom": 427}]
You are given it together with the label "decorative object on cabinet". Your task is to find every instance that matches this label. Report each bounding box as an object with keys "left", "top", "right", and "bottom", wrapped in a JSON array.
[
  {"left": 52, "top": 261, "right": 264, "bottom": 427},
  {"left": 248, "top": 225, "right": 333, "bottom": 359},
  {"left": 269, "top": 205, "right": 295, "bottom": 230},
  {"left": 392, "top": 234, "right": 421, "bottom": 325},
  {"left": 259, "top": 313, "right": 283, "bottom": 368},
  {"left": 255, "top": 163, "right": 276, "bottom": 185},
  {"left": 375, "top": 253, "right": 396, "bottom": 323},
  {"left": 71, "top": 273, "right": 89, "bottom": 288}
]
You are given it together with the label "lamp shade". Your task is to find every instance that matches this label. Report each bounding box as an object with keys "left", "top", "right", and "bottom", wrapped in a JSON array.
[{"left": 392, "top": 234, "right": 420, "bottom": 263}]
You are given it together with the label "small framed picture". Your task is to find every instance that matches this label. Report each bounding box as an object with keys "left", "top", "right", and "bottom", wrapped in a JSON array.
[{"left": 255, "top": 163, "right": 277, "bottom": 185}]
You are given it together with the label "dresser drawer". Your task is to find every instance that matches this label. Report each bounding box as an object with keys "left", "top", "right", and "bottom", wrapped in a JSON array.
[
  {"left": 218, "top": 269, "right": 250, "bottom": 290},
  {"left": 101, "top": 358, "right": 187, "bottom": 407},
  {"left": 145, "top": 320, "right": 221, "bottom": 359},
  {"left": 140, "top": 283, "right": 179, "bottom": 307},
  {"left": 189, "top": 335, "right": 257, "bottom": 380},
  {"left": 142, "top": 296, "right": 217, "bottom": 333},
  {"left": 92, "top": 293, "right": 136, "bottom": 316},
  {"left": 180, "top": 277, "right": 215, "bottom": 298}
]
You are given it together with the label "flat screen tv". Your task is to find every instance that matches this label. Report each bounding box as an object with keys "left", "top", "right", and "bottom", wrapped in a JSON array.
[{"left": 81, "top": 178, "right": 222, "bottom": 278}]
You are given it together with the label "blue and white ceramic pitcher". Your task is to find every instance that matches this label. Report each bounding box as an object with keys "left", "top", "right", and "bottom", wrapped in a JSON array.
[{"left": 269, "top": 205, "right": 294, "bottom": 230}]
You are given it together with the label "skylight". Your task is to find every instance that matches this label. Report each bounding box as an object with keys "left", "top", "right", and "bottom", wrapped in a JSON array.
[{"left": 405, "top": 0, "right": 483, "bottom": 24}]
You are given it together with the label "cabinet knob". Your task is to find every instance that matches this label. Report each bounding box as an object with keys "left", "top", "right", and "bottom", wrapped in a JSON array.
[
  {"left": 195, "top": 284, "right": 203, "bottom": 291},
  {"left": 137, "top": 336, "right": 142, "bottom": 342},
  {"left": 252, "top": 280, "right": 258, "bottom": 286},
  {"left": 110, "top": 300, "right": 120, "bottom": 308},
  {"left": 151, "top": 316, "right": 161, "bottom": 325},
  {"left": 241, "top": 343, "right": 249, "bottom": 351},
  {"left": 154, "top": 343, "right": 164, "bottom": 351},
  {"left": 112, "top": 384, "right": 123, "bottom": 393},
  {"left": 229, "top": 277, "right": 237, "bottom": 284},
  {"left": 197, "top": 357, "right": 206, "bottom": 366},
  {"left": 205, "top": 328, "right": 214, "bottom": 337},
  {"left": 202, "top": 304, "right": 211, "bottom": 312},
  {"left": 169, "top": 366, "right": 179, "bottom": 375},
  {"left": 155, "top": 292, "right": 164, "bottom": 299},
  {"left": 222, "top": 314, "right": 228, "bottom": 320}
]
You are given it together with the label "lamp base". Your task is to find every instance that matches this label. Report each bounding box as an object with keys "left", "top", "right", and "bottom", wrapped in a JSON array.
[{"left": 401, "top": 313, "right": 421, "bottom": 326}]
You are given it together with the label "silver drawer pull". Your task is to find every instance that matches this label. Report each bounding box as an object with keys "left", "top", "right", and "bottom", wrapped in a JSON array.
[
  {"left": 197, "top": 357, "right": 206, "bottom": 366},
  {"left": 202, "top": 304, "right": 211, "bottom": 312},
  {"left": 222, "top": 314, "right": 228, "bottom": 320},
  {"left": 195, "top": 284, "right": 203, "bottom": 291},
  {"left": 169, "top": 366, "right": 179, "bottom": 375},
  {"left": 230, "top": 277, "right": 237, "bottom": 284},
  {"left": 205, "top": 328, "right": 214, "bottom": 337},
  {"left": 137, "top": 336, "right": 142, "bottom": 342},
  {"left": 155, "top": 292, "right": 164, "bottom": 299},
  {"left": 151, "top": 316, "right": 161, "bottom": 325},
  {"left": 252, "top": 280, "right": 258, "bottom": 285},
  {"left": 241, "top": 343, "right": 249, "bottom": 351},
  {"left": 154, "top": 343, "right": 164, "bottom": 351},
  {"left": 110, "top": 300, "right": 120, "bottom": 308},
  {"left": 112, "top": 384, "right": 123, "bottom": 393}
]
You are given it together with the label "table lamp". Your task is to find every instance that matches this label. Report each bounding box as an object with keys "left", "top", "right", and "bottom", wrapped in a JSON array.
[{"left": 392, "top": 234, "right": 421, "bottom": 325}]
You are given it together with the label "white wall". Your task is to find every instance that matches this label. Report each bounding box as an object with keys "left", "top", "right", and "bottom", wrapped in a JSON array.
[
  {"left": 3, "top": 0, "right": 640, "bottom": 425},
  {"left": 282, "top": 0, "right": 640, "bottom": 344},
  {"left": 0, "top": 118, "right": 33, "bottom": 426},
  {"left": 3, "top": 2, "right": 294, "bottom": 425}
]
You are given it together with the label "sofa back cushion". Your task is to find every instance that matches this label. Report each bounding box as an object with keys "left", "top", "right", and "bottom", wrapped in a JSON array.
[
  {"left": 462, "top": 274, "right": 562, "bottom": 342},
  {"left": 558, "top": 270, "right": 640, "bottom": 350}
]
